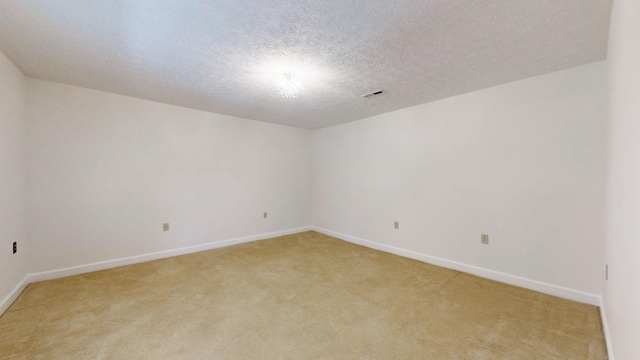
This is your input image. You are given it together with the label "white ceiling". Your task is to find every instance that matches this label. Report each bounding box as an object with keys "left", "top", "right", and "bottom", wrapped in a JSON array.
[{"left": 0, "top": 0, "right": 612, "bottom": 129}]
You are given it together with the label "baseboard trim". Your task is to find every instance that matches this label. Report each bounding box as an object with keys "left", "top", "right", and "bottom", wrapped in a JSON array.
[
  {"left": 28, "top": 226, "right": 312, "bottom": 284},
  {"left": 599, "top": 297, "right": 615, "bottom": 360},
  {"left": 0, "top": 274, "right": 30, "bottom": 315},
  {"left": 312, "top": 227, "right": 601, "bottom": 306}
]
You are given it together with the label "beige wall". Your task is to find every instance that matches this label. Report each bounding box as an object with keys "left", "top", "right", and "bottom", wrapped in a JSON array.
[
  {"left": 605, "top": 0, "right": 640, "bottom": 358},
  {"left": 313, "top": 62, "right": 608, "bottom": 302},
  {"left": 0, "top": 50, "right": 28, "bottom": 312},
  {"left": 26, "top": 79, "right": 312, "bottom": 273}
]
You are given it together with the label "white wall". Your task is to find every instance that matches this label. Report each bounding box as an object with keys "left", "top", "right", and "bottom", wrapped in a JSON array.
[
  {"left": 0, "top": 52, "right": 29, "bottom": 305},
  {"left": 604, "top": 0, "right": 640, "bottom": 358},
  {"left": 313, "top": 62, "right": 607, "bottom": 297},
  {"left": 26, "top": 79, "right": 312, "bottom": 273}
]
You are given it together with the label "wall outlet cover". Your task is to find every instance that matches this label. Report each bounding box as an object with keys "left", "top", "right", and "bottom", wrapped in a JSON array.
[{"left": 481, "top": 234, "right": 489, "bottom": 244}]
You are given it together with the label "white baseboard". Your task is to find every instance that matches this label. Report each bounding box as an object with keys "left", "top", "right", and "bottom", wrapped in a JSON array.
[
  {"left": 599, "top": 297, "right": 615, "bottom": 360},
  {"left": 28, "top": 226, "right": 312, "bottom": 283},
  {"left": 312, "top": 227, "right": 601, "bottom": 306},
  {"left": 3, "top": 225, "right": 605, "bottom": 325},
  {"left": 2, "top": 227, "right": 310, "bottom": 315},
  {"left": 0, "top": 274, "right": 30, "bottom": 315}
]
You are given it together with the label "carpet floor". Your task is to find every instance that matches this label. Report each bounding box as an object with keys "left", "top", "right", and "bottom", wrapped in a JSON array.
[{"left": 0, "top": 231, "right": 607, "bottom": 359}]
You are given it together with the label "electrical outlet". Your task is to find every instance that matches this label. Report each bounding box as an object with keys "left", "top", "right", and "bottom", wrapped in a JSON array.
[
  {"left": 394, "top": 221, "right": 399, "bottom": 229},
  {"left": 481, "top": 234, "right": 489, "bottom": 244},
  {"left": 13, "top": 242, "right": 17, "bottom": 254},
  {"left": 263, "top": 212, "right": 267, "bottom": 218},
  {"left": 163, "top": 223, "right": 169, "bottom": 231}
]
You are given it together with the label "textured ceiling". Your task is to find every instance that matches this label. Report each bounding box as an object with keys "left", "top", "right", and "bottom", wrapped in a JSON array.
[{"left": 0, "top": 0, "right": 612, "bottom": 129}]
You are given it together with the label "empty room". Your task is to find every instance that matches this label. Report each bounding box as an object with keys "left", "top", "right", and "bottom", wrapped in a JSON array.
[{"left": 0, "top": 0, "right": 638, "bottom": 359}]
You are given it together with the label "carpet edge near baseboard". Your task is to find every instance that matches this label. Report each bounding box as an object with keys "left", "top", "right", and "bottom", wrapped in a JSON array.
[
  {"left": 0, "top": 274, "right": 30, "bottom": 316},
  {"left": 0, "top": 226, "right": 313, "bottom": 316},
  {"left": 598, "top": 297, "right": 615, "bottom": 360},
  {"left": 1, "top": 226, "right": 614, "bottom": 360},
  {"left": 311, "top": 226, "right": 601, "bottom": 306},
  {"left": 314, "top": 226, "right": 614, "bottom": 360}
]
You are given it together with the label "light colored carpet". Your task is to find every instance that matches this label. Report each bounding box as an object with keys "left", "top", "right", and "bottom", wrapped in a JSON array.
[{"left": 0, "top": 231, "right": 607, "bottom": 359}]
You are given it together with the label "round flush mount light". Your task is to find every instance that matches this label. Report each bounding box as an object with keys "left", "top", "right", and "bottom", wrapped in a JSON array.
[
  {"left": 250, "top": 56, "right": 330, "bottom": 99},
  {"left": 273, "top": 73, "right": 305, "bottom": 98}
]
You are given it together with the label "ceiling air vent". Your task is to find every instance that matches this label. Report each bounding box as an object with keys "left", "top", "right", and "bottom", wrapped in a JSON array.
[{"left": 362, "top": 90, "right": 387, "bottom": 99}]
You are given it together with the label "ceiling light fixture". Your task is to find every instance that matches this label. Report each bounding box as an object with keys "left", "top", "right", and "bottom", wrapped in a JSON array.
[{"left": 273, "top": 73, "right": 305, "bottom": 98}]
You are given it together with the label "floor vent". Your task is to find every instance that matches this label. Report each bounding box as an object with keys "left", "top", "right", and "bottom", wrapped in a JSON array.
[{"left": 362, "top": 90, "right": 387, "bottom": 98}]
